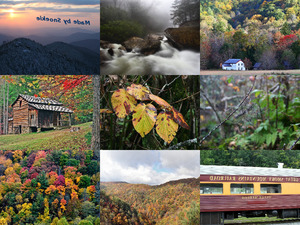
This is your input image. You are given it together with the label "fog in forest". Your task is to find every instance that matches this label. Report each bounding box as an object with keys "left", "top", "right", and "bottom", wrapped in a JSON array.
[{"left": 101, "top": 0, "right": 175, "bottom": 32}]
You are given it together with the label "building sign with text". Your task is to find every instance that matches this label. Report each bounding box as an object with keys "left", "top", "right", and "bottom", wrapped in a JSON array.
[{"left": 200, "top": 175, "right": 300, "bottom": 183}]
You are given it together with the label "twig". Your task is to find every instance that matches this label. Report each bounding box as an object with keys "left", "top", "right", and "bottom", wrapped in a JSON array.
[
  {"left": 289, "top": 136, "right": 300, "bottom": 150},
  {"left": 157, "top": 75, "right": 181, "bottom": 95},
  {"left": 199, "top": 75, "right": 257, "bottom": 146},
  {"left": 200, "top": 89, "right": 222, "bottom": 124},
  {"left": 170, "top": 91, "right": 200, "bottom": 105},
  {"left": 168, "top": 76, "right": 257, "bottom": 150},
  {"left": 221, "top": 95, "right": 244, "bottom": 102},
  {"left": 167, "top": 138, "right": 198, "bottom": 150}
]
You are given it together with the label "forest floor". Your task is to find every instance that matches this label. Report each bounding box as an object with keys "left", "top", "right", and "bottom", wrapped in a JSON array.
[
  {"left": 201, "top": 70, "right": 300, "bottom": 75},
  {"left": 0, "top": 122, "right": 92, "bottom": 150}
]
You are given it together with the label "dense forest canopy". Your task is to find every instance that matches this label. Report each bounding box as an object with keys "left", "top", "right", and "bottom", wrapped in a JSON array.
[
  {"left": 100, "top": 178, "right": 200, "bottom": 225},
  {"left": 0, "top": 150, "right": 100, "bottom": 225},
  {"left": 200, "top": 0, "right": 300, "bottom": 69},
  {"left": 201, "top": 150, "right": 300, "bottom": 169}
]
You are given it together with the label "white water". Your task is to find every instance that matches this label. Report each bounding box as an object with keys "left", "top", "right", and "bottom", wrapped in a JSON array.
[{"left": 100, "top": 38, "right": 200, "bottom": 75}]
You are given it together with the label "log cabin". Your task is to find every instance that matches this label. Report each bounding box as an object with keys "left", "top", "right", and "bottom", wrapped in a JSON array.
[{"left": 8, "top": 94, "right": 73, "bottom": 134}]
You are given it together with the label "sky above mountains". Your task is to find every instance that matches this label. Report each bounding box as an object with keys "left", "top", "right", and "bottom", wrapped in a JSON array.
[
  {"left": 0, "top": 0, "right": 99, "bottom": 36},
  {"left": 100, "top": 150, "right": 200, "bottom": 185}
]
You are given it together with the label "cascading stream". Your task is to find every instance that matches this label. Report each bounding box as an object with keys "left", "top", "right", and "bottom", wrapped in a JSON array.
[{"left": 100, "top": 37, "right": 200, "bottom": 75}]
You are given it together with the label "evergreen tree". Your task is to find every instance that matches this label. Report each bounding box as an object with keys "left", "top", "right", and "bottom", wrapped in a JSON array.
[
  {"left": 171, "top": 0, "right": 200, "bottom": 25},
  {"left": 281, "top": 22, "right": 292, "bottom": 35}
]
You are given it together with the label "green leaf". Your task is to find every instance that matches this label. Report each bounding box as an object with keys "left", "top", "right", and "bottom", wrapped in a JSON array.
[{"left": 251, "top": 89, "right": 263, "bottom": 98}]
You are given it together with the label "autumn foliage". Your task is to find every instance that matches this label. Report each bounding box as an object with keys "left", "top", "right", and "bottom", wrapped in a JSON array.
[
  {"left": 0, "top": 150, "right": 100, "bottom": 225},
  {"left": 108, "top": 84, "right": 190, "bottom": 144},
  {"left": 100, "top": 178, "right": 200, "bottom": 225}
]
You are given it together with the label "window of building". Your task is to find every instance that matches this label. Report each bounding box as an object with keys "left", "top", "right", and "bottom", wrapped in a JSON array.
[
  {"left": 200, "top": 183, "right": 223, "bottom": 194},
  {"left": 230, "top": 184, "right": 254, "bottom": 194},
  {"left": 19, "top": 100, "right": 22, "bottom": 108},
  {"left": 260, "top": 184, "right": 281, "bottom": 193}
]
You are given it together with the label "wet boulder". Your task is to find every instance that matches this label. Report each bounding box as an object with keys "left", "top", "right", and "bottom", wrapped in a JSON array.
[
  {"left": 123, "top": 36, "right": 161, "bottom": 56},
  {"left": 123, "top": 37, "right": 145, "bottom": 52},
  {"left": 164, "top": 25, "right": 200, "bottom": 51}
]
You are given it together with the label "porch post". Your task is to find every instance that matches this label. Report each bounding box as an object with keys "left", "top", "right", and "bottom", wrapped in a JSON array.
[{"left": 69, "top": 113, "right": 71, "bottom": 126}]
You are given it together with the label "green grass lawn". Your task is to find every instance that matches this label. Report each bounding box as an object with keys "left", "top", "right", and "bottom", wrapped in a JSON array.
[{"left": 0, "top": 122, "right": 92, "bottom": 150}]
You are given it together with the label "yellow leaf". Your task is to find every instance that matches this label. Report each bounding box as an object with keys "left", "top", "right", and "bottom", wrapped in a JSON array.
[
  {"left": 21, "top": 78, "right": 25, "bottom": 83},
  {"left": 200, "top": 115, "right": 205, "bottom": 121},
  {"left": 126, "top": 84, "right": 150, "bottom": 100},
  {"left": 28, "top": 83, "right": 33, "bottom": 87},
  {"left": 156, "top": 111, "right": 178, "bottom": 144},
  {"left": 132, "top": 103, "right": 157, "bottom": 137},
  {"left": 111, "top": 89, "right": 137, "bottom": 119}
]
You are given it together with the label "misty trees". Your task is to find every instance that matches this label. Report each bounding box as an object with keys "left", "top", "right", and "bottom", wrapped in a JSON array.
[{"left": 171, "top": 0, "right": 200, "bottom": 25}]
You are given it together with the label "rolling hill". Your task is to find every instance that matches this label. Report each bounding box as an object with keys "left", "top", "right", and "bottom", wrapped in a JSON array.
[{"left": 100, "top": 177, "right": 200, "bottom": 225}]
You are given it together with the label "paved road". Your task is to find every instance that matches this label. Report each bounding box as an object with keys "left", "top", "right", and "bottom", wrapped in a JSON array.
[{"left": 200, "top": 70, "right": 300, "bottom": 75}]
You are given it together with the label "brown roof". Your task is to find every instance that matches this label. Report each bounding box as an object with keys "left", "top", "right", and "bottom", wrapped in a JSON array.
[{"left": 12, "top": 94, "right": 73, "bottom": 113}]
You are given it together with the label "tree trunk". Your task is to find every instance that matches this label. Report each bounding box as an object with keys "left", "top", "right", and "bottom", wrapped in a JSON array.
[
  {"left": 6, "top": 82, "right": 8, "bottom": 134},
  {"left": 2, "top": 80, "right": 5, "bottom": 135},
  {"left": 0, "top": 80, "right": 2, "bottom": 135},
  {"left": 91, "top": 75, "right": 100, "bottom": 155}
]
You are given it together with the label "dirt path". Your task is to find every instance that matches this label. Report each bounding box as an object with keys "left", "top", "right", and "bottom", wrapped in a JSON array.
[{"left": 200, "top": 70, "right": 300, "bottom": 75}]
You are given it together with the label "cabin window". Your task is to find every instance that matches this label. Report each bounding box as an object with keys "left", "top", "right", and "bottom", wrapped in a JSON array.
[
  {"left": 31, "top": 115, "right": 34, "bottom": 120},
  {"left": 230, "top": 184, "right": 254, "bottom": 194},
  {"left": 19, "top": 100, "right": 22, "bottom": 108},
  {"left": 260, "top": 184, "right": 281, "bottom": 193},
  {"left": 200, "top": 183, "right": 223, "bottom": 194}
]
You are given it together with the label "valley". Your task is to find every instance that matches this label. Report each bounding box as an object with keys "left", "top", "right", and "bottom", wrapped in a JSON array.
[{"left": 100, "top": 177, "right": 200, "bottom": 225}]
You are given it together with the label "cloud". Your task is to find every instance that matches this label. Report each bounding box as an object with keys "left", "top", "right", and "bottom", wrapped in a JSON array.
[
  {"left": 0, "top": 0, "right": 99, "bottom": 5},
  {"left": 100, "top": 150, "right": 200, "bottom": 185},
  {"left": 0, "top": 0, "right": 100, "bottom": 13}
]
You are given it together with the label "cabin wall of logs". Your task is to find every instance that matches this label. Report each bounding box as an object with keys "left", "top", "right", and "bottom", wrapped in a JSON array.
[{"left": 12, "top": 97, "right": 30, "bottom": 134}]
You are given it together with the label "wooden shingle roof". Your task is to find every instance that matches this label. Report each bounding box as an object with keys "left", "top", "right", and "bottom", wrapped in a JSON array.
[
  {"left": 29, "top": 103, "right": 73, "bottom": 113},
  {"left": 12, "top": 94, "right": 73, "bottom": 113},
  {"left": 19, "top": 94, "right": 62, "bottom": 105}
]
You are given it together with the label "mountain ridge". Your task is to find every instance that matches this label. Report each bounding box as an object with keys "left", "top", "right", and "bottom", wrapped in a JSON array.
[{"left": 0, "top": 38, "right": 99, "bottom": 75}]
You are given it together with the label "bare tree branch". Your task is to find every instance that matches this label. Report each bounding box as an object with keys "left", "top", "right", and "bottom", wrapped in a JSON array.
[
  {"left": 167, "top": 138, "right": 198, "bottom": 150},
  {"left": 199, "top": 76, "right": 257, "bottom": 147},
  {"left": 290, "top": 136, "right": 300, "bottom": 150},
  {"left": 157, "top": 75, "right": 181, "bottom": 95}
]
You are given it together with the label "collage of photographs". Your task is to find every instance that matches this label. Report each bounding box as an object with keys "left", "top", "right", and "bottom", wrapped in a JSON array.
[{"left": 4, "top": 0, "right": 300, "bottom": 225}]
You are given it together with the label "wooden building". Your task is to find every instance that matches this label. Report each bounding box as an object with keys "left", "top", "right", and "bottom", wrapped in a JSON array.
[{"left": 9, "top": 94, "right": 73, "bottom": 134}]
